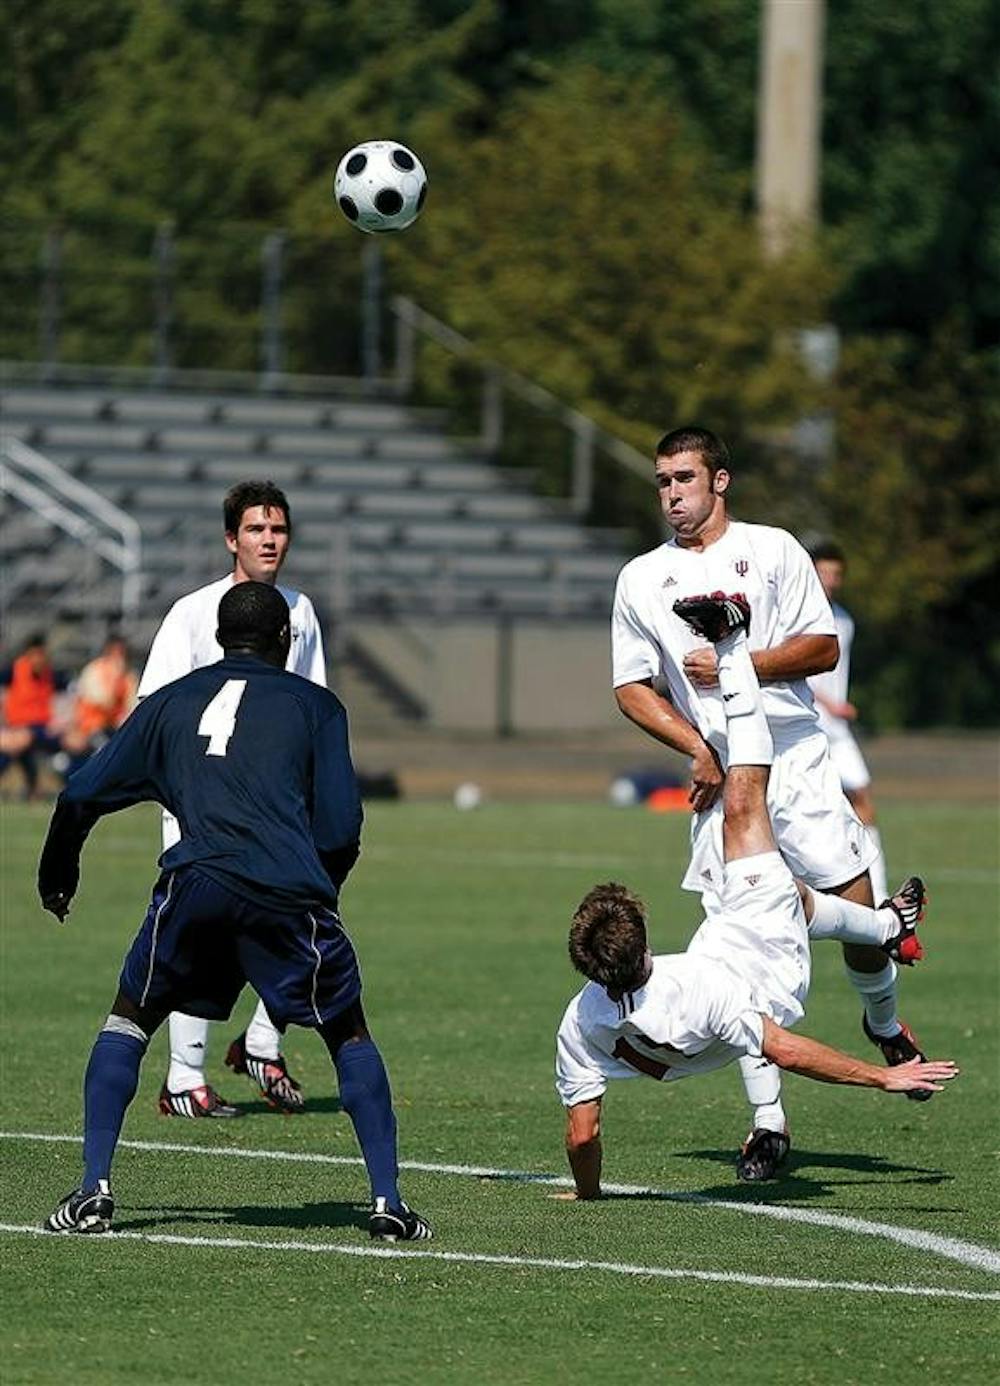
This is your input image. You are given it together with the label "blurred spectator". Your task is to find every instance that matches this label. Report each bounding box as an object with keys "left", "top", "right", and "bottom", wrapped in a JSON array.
[
  {"left": 60, "top": 634, "right": 137, "bottom": 774},
  {"left": 0, "top": 634, "right": 66, "bottom": 799}
]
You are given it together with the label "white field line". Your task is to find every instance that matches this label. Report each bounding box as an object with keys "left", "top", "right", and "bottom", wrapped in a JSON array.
[
  {"left": 1, "top": 1221, "right": 998, "bottom": 1301},
  {"left": 3, "top": 1130, "right": 998, "bottom": 1276}
]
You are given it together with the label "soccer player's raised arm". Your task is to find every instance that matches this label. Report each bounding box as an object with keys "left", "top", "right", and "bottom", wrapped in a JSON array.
[{"left": 760, "top": 1017, "right": 958, "bottom": 1094}]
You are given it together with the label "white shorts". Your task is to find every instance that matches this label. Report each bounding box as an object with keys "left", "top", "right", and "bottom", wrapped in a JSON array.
[
  {"left": 682, "top": 728, "right": 880, "bottom": 911},
  {"left": 826, "top": 729, "right": 871, "bottom": 793},
  {"left": 687, "top": 851, "right": 810, "bottom": 1030}
]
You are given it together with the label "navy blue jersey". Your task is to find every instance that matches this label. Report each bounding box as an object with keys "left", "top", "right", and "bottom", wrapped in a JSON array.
[{"left": 40, "top": 655, "right": 362, "bottom": 912}]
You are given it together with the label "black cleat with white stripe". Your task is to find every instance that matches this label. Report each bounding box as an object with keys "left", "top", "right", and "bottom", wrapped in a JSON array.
[
  {"left": 158, "top": 1082, "right": 242, "bottom": 1118},
  {"left": 369, "top": 1197, "right": 433, "bottom": 1242},
  {"left": 46, "top": 1182, "right": 114, "bottom": 1234},
  {"left": 879, "top": 875, "right": 926, "bottom": 966},
  {"left": 736, "top": 1128, "right": 791, "bottom": 1182},
  {"left": 673, "top": 591, "right": 751, "bottom": 643},
  {"left": 225, "top": 1031, "right": 304, "bottom": 1113}
]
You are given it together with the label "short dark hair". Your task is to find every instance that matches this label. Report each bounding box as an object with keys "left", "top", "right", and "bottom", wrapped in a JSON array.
[
  {"left": 808, "top": 539, "right": 846, "bottom": 566},
  {"left": 654, "top": 426, "right": 730, "bottom": 480},
  {"left": 569, "top": 882, "right": 649, "bottom": 994},
  {"left": 21, "top": 632, "right": 47, "bottom": 652},
  {"left": 223, "top": 480, "right": 292, "bottom": 539},
  {"left": 217, "top": 581, "right": 290, "bottom": 653}
]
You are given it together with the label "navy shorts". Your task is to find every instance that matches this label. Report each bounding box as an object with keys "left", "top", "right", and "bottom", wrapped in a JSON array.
[{"left": 119, "top": 868, "right": 361, "bottom": 1030}]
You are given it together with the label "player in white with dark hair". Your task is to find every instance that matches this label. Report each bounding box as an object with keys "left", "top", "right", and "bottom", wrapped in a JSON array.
[
  {"left": 807, "top": 540, "right": 889, "bottom": 905},
  {"left": 610, "top": 427, "right": 934, "bottom": 1182},
  {"left": 556, "top": 593, "right": 954, "bottom": 1200},
  {"left": 137, "top": 479, "right": 326, "bottom": 1117}
]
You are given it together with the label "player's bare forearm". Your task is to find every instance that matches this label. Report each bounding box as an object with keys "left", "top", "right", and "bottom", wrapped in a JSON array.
[
  {"left": 614, "top": 681, "right": 723, "bottom": 811},
  {"left": 615, "top": 680, "right": 703, "bottom": 757},
  {"left": 752, "top": 634, "right": 838, "bottom": 683},
  {"left": 564, "top": 1100, "right": 603, "bottom": 1199},
  {"left": 761, "top": 1017, "right": 958, "bottom": 1094}
]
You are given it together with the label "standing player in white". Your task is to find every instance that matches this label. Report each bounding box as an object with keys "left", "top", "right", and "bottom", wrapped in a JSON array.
[
  {"left": 611, "top": 427, "right": 933, "bottom": 1181},
  {"left": 137, "top": 480, "right": 326, "bottom": 1117},
  {"left": 556, "top": 592, "right": 953, "bottom": 1199},
  {"left": 807, "top": 540, "right": 889, "bottom": 905}
]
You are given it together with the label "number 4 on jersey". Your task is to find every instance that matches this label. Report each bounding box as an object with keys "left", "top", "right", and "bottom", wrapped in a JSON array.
[{"left": 198, "top": 679, "right": 247, "bottom": 757}]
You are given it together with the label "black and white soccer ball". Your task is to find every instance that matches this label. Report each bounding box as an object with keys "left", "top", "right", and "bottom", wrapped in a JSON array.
[{"left": 333, "top": 141, "right": 428, "bottom": 234}]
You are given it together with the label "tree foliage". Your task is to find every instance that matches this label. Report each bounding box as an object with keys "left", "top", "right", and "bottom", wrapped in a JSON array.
[{"left": 1, "top": 0, "right": 996, "bottom": 724}]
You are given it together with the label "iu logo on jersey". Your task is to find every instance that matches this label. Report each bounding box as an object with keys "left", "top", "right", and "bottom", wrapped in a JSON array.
[{"left": 734, "top": 559, "right": 749, "bottom": 577}]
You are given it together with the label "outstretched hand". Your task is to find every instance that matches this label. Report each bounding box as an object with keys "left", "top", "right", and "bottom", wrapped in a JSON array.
[{"left": 883, "top": 1058, "right": 959, "bottom": 1094}]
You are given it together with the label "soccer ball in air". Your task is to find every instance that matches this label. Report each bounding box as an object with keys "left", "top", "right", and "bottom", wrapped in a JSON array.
[{"left": 333, "top": 141, "right": 428, "bottom": 234}]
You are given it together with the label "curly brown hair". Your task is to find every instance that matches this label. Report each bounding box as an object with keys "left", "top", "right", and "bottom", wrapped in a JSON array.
[{"left": 568, "top": 882, "right": 649, "bottom": 994}]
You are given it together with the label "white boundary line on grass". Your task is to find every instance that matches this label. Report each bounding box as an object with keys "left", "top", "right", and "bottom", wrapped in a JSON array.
[
  {"left": 2, "top": 1221, "right": 998, "bottom": 1302},
  {"left": 3, "top": 1130, "right": 999, "bottom": 1275}
]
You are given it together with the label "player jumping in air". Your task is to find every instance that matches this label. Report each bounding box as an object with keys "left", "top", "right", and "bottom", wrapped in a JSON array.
[
  {"left": 39, "top": 583, "right": 431, "bottom": 1242},
  {"left": 556, "top": 592, "right": 956, "bottom": 1199},
  {"left": 611, "top": 426, "right": 933, "bottom": 1181}
]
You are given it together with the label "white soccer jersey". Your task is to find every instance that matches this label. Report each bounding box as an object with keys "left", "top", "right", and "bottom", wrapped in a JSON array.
[
  {"left": 612, "top": 521, "right": 836, "bottom": 760},
  {"left": 808, "top": 602, "right": 854, "bottom": 741},
  {"left": 556, "top": 956, "right": 765, "bottom": 1107},
  {"left": 556, "top": 853, "right": 809, "bottom": 1108},
  {"left": 137, "top": 574, "right": 327, "bottom": 696}
]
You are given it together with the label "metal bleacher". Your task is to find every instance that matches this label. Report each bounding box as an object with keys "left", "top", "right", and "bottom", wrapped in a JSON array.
[{"left": 1, "top": 382, "right": 630, "bottom": 669}]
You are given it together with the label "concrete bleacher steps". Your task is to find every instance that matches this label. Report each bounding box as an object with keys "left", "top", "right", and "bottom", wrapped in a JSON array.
[{"left": 2, "top": 382, "right": 632, "bottom": 723}]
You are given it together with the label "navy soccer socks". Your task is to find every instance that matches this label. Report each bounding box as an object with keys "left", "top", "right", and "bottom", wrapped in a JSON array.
[
  {"left": 82, "top": 1026, "right": 147, "bottom": 1190},
  {"left": 334, "top": 1038, "right": 402, "bottom": 1208}
]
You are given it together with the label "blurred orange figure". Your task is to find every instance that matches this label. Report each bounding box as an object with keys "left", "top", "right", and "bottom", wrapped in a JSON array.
[
  {"left": 72, "top": 635, "right": 137, "bottom": 741},
  {"left": 1, "top": 634, "right": 63, "bottom": 797}
]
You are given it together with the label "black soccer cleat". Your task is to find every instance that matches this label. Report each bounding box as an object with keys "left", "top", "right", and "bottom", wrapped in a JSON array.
[
  {"left": 736, "top": 1128, "right": 791, "bottom": 1182},
  {"left": 46, "top": 1181, "right": 114, "bottom": 1234},
  {"left": 158, "top": 1082, "right": 242, "bottom": 1118},
  {"left": 369, "top": 1197, "right": 433, "bottom": 1242},
  {"left": 673, "top": 591, "right": 751, "bottom": 643},
  {"left": 225, "top": 1031, "right": 304, "bottom": 1113},
  {"left": 880, "top": 875, "right": 926, "bottom": 966},
  {"left": 862, "top": 1014, "right": 934, "bottom": 1103}
]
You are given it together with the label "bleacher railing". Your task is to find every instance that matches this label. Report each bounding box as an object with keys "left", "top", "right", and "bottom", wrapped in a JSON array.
[
  {"left": 0, "top": 435, "right": 143, "bottom": 619},
  {"left": 390, "top": 297, "right": 651, "bottom": 518}
]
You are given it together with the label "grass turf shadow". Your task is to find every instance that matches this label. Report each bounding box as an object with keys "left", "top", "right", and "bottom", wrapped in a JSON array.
[{"left": 117, "top": 1198, "right": 369, "bottom": 1234}]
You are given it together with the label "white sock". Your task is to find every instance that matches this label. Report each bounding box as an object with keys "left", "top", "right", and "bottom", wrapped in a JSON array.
[
  {"left": 167, "top": 1011, "right": 209, "bottom": 1092},
  {"left": 807, "top": 890, "right": 896, "bottom": 946},
  {"left": 752, "top": 1099, "right": 788, "bottom": 1135},
  {"left": 245, "top": 998, "right": 281, "bottom": 1060},
  {"left": 867, "top": 827, "right": 889, "bottom": 904},
  {"left": 717, "top": 630, "right": 773, "bottom": 766},
  {"left": 844, "top": 961, "right": 899, "bottom": 1037},
  {"left": 738, "top": 1051, "right": 784, "bottom": 1113}
]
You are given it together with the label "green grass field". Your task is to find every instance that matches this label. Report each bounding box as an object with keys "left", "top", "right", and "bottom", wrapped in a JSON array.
[{"left": 1, "top": 797, "right": 998, "bottom": 1385}]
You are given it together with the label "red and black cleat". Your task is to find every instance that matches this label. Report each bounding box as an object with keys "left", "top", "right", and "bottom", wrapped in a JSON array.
[
  {"left": 862, "top": 1014, "right": 935, "bottom": 1102},
  {"left": 158, "top": 1083, "right": 242, "bottom": 1118},
  {"left": 225, "top": 1031, "right": 304, "bottom": 1113},
  {"left": 673, "top": 592, "right": 751, "bottom": 643},
  {"left": 880, "top": 875, "right": 926, "bottom": 966},
  {"left": 736, "top": 1127, "right": 791, "bottom": 1182}
]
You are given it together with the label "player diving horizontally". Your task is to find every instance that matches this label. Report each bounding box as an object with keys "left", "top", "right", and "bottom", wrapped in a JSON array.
[
  {"left": 37, "top": 583, "right": 431, "bottom": 1241},
  {"left": 555, "top": 593, "right": 957, "bottom": 1198}
]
